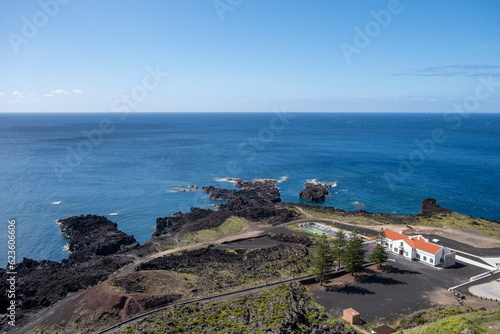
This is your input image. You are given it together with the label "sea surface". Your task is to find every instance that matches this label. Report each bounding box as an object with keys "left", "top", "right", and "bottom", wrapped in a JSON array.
[{"left": 1, "top": 112, "right": 499, "bottom": 264}]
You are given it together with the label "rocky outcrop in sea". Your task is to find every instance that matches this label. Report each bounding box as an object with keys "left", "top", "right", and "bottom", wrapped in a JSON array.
[{"left": 299, "top": 182, "right": 331, "bottom": 203}]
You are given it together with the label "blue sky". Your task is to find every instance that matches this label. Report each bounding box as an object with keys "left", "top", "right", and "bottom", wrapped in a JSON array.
[{"left": 1, "top": 0, "right": 499, "bottom": 112}]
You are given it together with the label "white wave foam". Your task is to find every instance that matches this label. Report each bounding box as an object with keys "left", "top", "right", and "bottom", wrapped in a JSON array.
[
  {"left": 254, "top": 178, "right": 279, "bottom": 182},
  {"left": 215, "top": 177, "right": 238, "bottom": 184},
  {"left": 278, "top": 176, "right": 288, "bottom": 183},
  {"left": 62, "top": 243, "right": 69, "bottom": 252},
  {"left": 306, "top": 179, "right": 337, "bottom": 187},
  {"left": 51, "top": 201, "right": 61, "bottom": 205},
  {"left": 352, "top": 201, "right": 367, "bottom": 209},
  {"left": 109, "top": 213, "right": 119, "bottom": 216}
]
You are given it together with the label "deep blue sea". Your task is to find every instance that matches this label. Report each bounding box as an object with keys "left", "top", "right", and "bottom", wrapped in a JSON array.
[{"left": 1, "top": 112, "right": 499, "bottom": 264}]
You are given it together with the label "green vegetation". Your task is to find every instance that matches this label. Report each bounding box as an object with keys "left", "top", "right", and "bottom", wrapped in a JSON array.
[
  {"left": 311, "top": 234, "right": 334, "bottom": 285},
  {"left": 341, "top": 227, "right": 366, "bottom": 275},
  {"left": 300, "top": 207, "right": 385, "bottom": 225},
  {"left": 138, "top": 245, "right": 312, "bottom": 300},
  {"left": 184, "top": 216, "right": 245, "bottom": 242},
  {"left": 382, "top": 306, "right": 500, "bottom": 334},
  {"left": 418, "top": 212, "right": 500, "bottom": 237},
  {"left": 331, "top": 227, "right": 347, "bottom": 268},
  {"left": 402, "top": 308, "right": 500, "bottom": 334},
  {"left": 286, "top": 223, "right": 308, "bottom": 234},
  {"left": 117, "top": 283, "right": 336, "bottom": 334},
  {"left": 368, "top": 229, "right": 388, "bottom": 268}
]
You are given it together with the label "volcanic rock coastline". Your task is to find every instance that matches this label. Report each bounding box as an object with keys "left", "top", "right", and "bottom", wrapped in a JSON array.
[
  {"left": 58, "top": 214, "right": 138, "bottom": 261},
  {"left": 154, "top": 179, "right": 297, "bottom": 238}
]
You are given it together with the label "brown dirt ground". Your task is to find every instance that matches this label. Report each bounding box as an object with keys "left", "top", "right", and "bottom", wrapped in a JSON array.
[{"left": 30, "top": 272, "right": 184, "bottom": 333}]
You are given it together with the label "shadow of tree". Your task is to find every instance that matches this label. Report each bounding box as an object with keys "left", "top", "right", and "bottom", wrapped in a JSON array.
[
  {"left": 327, "top": 285, "right": 375, "bottom": 295},
  {"left": 356, "top": 275, "right": 407, "bottom": 286},
  {"left": 382, "top": 266, "right": 421, "bottom": 275}
]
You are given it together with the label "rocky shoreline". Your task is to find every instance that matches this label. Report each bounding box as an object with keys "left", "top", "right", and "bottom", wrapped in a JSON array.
[
  {"left": 153, "top": 179, "right": 297, "bottom": 239},
  {"left": 58, "top": 214, "right": 138, "bottom": 261},
  {"left": 1, "top": 178, "right": 498, "bottom": 332}
]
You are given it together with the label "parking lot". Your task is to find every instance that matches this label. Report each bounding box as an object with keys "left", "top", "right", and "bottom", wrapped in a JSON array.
[{"left": 307, "top": 253, "right": 486, "bottom": 323}]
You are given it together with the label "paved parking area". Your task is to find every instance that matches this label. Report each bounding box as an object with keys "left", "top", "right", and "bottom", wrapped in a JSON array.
[{"left": 308, "top": 254, "right": 485, "bottom": 323}]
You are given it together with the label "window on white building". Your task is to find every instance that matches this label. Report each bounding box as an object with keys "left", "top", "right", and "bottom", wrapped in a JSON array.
[
  {"left": 430, "top": 258, "right": 433, "bottom": 264},
  {"left": 394, "top": 247, "right": 397, "bottom": 252},
  {"left": 416, "top": 253, "right": 420, "bottom": 259},
  {"left": 405, "top": 251, "right": 408, "bottom": 256},
  {"left": 423, "top": 256, "right": 427, "bottom": 261}
]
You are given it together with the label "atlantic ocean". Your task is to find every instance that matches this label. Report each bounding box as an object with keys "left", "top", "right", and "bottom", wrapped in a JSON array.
[{"left": 1, "top": 112, "right": 499, "bottom": 264}]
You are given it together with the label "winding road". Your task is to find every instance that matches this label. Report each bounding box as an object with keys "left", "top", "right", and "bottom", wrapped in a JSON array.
[{"left": 11, "top": 207, "right": 369, "bottom": 334}]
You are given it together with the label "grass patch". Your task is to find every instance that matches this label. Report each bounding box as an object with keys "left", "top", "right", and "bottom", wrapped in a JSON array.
[
  {"left": 404, "top": 316, "right": 484, "bottom": 334},
  {"left": 300, "top": 207, "right": 384, "bottom": 225},
  {"left": 402, "top": 308, "right": 500, "bottom": 334},
  {"left": 184, "top": 216, "right": 246, "bottom": 242},
  {"left": 418, "top": 212, "right": 500, "bottom": 237},
  {"left": 386, "top": 306, "right": 500, "bottom": 334}
]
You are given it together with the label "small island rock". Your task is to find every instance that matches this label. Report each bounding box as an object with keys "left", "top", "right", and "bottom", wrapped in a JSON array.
[{"left": 299, "top": 183, "right": 331, "bottom": 203}]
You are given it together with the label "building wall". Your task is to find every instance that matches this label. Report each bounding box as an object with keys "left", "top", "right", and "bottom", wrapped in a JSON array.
[
  {"left": 385, "top": 238, "right": 413, "bottom": 259},
  {"left": 414, "top": 249, "right": 437, "bottom": 266},
  {"left": 382, "top": 236, "right": 443, "bottom": 267}
]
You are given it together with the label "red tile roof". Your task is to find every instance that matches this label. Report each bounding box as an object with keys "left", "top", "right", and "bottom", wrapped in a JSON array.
[
  {"left": 383, "top": 229, "right": 407, "bottom": 241},
  {"left": 383, "top": 229, "right": 443, "bottom": 255},
  {"left": 372, "top": 325, "right": 396, "bottom": 334}
]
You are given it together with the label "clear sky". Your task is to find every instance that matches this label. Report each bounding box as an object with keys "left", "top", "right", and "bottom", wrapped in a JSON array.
[{"left": 1, "top": 0, "right": 499, "bottom": 113}]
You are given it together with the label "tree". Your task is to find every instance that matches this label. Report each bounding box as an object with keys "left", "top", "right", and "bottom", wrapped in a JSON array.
[
  {"left": 368, "top": 229, "right": 388, "bottom": 268},
  {"left": 331, "top": 227, "right": 347, "bottom": 268},
  {"left": 311, "top": 234, "right": 334, "bottom": 285},
  {"left": 341, "top": 227, "right": 366, "bottom": 276}
]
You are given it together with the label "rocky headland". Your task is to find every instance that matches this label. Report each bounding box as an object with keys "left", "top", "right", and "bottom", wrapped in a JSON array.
[
  {"left": 153, "top": 179, "right": 298, "bottom": 238},
  {"left": 58, "top": 214, "right": 138, "bottom": 261},
  {"left": 0, "top": 215, "right": 139, "bottom": 328},
  {"left": 420, "top": 197, "right": 453, "bottom": 217},
  {"left": 300, "top": 182, "right": 331, "bottom": 203}
]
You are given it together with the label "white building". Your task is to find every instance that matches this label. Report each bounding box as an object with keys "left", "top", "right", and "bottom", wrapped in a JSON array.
[{"left": 381, "top": 229, "right": 453, "bottom": 267}]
